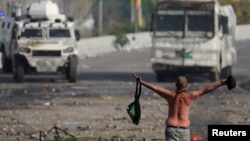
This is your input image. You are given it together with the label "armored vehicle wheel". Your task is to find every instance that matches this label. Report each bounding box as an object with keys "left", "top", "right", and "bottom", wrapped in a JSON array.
[
  {"left": 13, "top": 56, "right": 24, "bottom": 82},
  {"left": 2, "top": 50, "right": 12, "bottom": 73},
  {"left": 67, "top": 55, "right": 78, "bottom": 83}
]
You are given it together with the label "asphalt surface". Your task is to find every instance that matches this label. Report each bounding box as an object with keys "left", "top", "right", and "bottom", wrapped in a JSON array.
[{"left": 0, "top": 40, "right": 249, "bottom": 141}]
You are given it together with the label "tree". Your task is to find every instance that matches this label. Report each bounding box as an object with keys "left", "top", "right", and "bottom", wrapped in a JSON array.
[
  {"left": 92, "top": 0, "right": 131, "bottom": 35},
  {"left": 219, "top": 0, "right": 250, "bottom": 24}
]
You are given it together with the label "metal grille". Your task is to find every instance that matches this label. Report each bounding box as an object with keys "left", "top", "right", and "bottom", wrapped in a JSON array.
[{"left": 32, "top": 50, "right": 61, "bottom": 57}]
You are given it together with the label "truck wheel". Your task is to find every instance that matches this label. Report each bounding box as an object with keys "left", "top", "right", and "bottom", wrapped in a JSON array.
[
  {"left": 220, "top": 66, "right": 232, "bottom": 79},
  {"left": 1, "top": 50, "right": 12, "bottom": 73},
  {"left": 155, "top": 71, "right": 165, "bottom": 82},
  {"left": 209, "top": 71, "right": 220, "bottom": 82},
  {"left": 13, "top": 56, "right": 24, "bottom": 82},
  {"left": 67, "top": 55, "right": 78, "bottom": 83}
]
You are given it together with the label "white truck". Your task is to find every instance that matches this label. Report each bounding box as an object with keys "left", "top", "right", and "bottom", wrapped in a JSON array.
[
  {"left": 0, "top": 0, "right": 80, "bottom": 82},
  {"left": 150, "top": 0, "right": 237, "bottom": 82}
]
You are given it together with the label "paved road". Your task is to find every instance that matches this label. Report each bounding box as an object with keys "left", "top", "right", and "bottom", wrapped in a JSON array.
[
  {"left": 0, "top": 40, "right": 249, "bottom": 141},
  {"left": 0, "top": 40, "right": 249, "bottom": 90}
]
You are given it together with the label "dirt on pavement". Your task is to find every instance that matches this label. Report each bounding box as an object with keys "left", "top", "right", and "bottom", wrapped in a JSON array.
[{"left": 0, "top": 79, "right": 249, "bottom": 141}]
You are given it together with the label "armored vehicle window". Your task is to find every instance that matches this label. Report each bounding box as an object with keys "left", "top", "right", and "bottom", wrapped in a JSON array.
[
  {"left": 21, "top": 28, "right": 43, "bottom": 38},
  {"left": 2, "top": 22, "right": 5, "bottom": 28},
  {"left": 49, "top": 29, "right": 70, "bottom": 38}
]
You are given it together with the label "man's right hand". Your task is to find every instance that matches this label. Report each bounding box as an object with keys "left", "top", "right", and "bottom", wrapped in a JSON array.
[{"left": 132, "top": 73, "right": 141, "bottom": 81}]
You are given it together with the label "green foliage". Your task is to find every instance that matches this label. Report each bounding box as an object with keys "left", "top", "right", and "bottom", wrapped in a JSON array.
[
  {"left": 111, "top": 22, "right": 131, "bottom": 49},
  {"left": 219, "top": 0, "right": 250, "bottom": 24},
  {"left": 92, "top": 0, "right": 250, "bottom": 36},
  {"left": 114, "top": 32, "right": 130, "bottom": 49},
  {"left": 92, "top": 0, "right": 156, "bottom": 35},
  {"left": 92, "top": 0, "right": 131, "bottom": 35},
  {"left": 140, "top": 0, "right": 157, "bottom": 31},
  {"left": 110, "top": 22, "right": 134, "bottom": 35}
]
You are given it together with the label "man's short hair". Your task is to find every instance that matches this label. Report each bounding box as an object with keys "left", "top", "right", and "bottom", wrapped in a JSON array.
[{"left": 176, "top": 76, "right": 187, "bottom": 90}]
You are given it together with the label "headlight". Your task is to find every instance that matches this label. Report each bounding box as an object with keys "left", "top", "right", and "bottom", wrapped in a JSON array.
[
  {"left": 19, "top": 47, "right": 31, "bottom": 53},
  {"left": 63, "top": 47, "right": 74, "bottom": 53}
]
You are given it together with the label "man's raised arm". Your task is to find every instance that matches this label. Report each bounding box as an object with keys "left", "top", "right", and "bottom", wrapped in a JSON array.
[
  {"left": 132, "top": 73, "right": 173, "bottom": 99},
  {"left": 191, "top": 80, "right": 227, "bottom": 99}
]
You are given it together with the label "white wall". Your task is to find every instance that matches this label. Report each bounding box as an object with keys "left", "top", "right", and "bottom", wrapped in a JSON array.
[
  {"left": 77, "top": 32, "right": 152, "bottom": 59},
  {"left": 235, "top": 24, "right": 250, "bottom": 41},
  {"left": 78, "top": 24, "right": 250, "bottom": 58}
]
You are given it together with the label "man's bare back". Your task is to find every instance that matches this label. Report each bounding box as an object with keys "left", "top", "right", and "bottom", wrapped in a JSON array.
[{"left": 165, "top": 91, "right": 193, "bottom": 128}]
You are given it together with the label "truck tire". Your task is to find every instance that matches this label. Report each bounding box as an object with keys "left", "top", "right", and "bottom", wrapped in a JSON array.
[
  {"left": 155, "top": 71, "right": 165, "bottom": 82},
  {"left": 67, "top": 55, "right": 78, "bottom": 83},
  {"left": 220, "top": 66, "right": 232, "bottom": 79},
  {"left": 1, "top": 50, "right": 12, "bottom": 73},
  {"left": 209, "top": 71, "right": 220, "bottom": 82},
  {"left": 13, "top": 56, "right": 24, "bottom": 82}
]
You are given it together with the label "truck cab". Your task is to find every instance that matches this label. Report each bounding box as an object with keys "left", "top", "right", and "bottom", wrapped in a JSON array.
[{"left": 150, "top": 0, "right": 237, "bottom": 82}]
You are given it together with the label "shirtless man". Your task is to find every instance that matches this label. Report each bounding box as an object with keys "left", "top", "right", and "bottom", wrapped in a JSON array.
[{"left": 132, "top": 73, "right": 227, "bottom": 141}]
